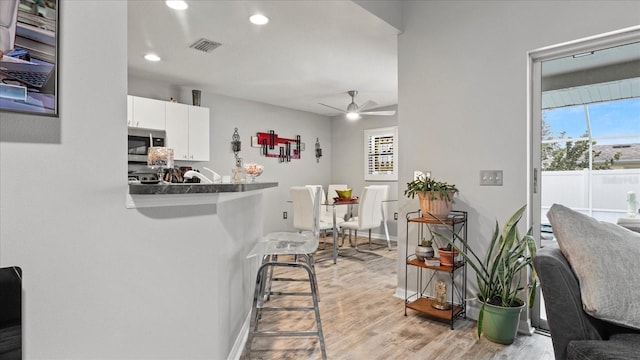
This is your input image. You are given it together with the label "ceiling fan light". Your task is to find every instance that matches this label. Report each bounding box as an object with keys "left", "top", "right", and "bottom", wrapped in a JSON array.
[
  {"left": 144, "top": 53, "right": 161, "bottom": 62},
  {"left": 250, "top": 14, "right": 269, "bottom": 25},
  {"left": 346, "top": 102, "right": 358, "bottom": 113},
  {"left": 346, "top": 112, "right": 360, "bottom": 120},
  {"left": 165, "top": 1, "right": 188, "bottom": 10}
]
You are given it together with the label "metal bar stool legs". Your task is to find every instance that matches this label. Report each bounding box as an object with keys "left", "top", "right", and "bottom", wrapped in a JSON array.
[{"left": 244, "top": 258, "right": 327, "bottom": 360}]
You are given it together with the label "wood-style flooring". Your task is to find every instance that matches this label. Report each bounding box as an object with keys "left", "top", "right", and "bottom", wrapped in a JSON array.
[{"left": 243, "top": 237, "right": 555, "bottom": 360}]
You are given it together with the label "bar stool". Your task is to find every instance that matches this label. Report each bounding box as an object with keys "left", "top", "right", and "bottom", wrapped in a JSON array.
[{"left": 244, "top": 186, "right": 327, "bottom": 360}]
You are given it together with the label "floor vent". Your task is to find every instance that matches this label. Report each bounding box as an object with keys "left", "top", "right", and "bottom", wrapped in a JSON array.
[{"left": 189, "top": 38, "right": 222, "bottom": 53}]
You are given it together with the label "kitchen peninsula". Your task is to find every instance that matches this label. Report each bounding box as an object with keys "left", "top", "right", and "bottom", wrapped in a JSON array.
[{"left": 127, "top": 182, "right": 278, "bottom": 208}]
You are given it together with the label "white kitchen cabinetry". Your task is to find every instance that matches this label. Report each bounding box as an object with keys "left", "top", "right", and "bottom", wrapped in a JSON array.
[
  {"left": 165, "top": 102, "right": 210, "bottom": 161},
  {"left": 128, "top": 96, "right": 166, "bottom": 130},
  {"left": 187, "top": 106, "right": 210, "bottom": 161},
  {"left": 127, "top": 95, "right": 133, "bottom": 126}
]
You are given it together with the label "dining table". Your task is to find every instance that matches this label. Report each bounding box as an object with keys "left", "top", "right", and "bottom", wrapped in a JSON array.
[{"left": 324, "top": 197, "right": 358, "bottom": 264}]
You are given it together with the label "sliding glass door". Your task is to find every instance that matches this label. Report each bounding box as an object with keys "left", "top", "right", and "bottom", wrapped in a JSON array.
[{"left": 529, "top": 28, "right": 640, "bottom": 330}]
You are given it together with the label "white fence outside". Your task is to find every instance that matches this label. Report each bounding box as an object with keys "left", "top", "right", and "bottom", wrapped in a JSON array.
[{"left": 541, "top": 168, "right": 640, "bottom": 224}]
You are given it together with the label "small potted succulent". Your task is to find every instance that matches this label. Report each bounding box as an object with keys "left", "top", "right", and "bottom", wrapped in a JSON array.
[
  {"left": 415, "top": 239, "right": 434, "bottom": 261},
  {"left": 404, "top": 175, "right": 459, "bottom": 219},
  {"left": 437, "top": 243, "right": 458, "bottom": 267}
]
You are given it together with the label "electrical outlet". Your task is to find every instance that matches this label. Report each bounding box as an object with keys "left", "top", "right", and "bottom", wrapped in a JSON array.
[
  {"left": 480, "top": 170, "right": 503, "bottom": 186},
  {"left": 283, "top": 211, "right": 287, "bottom": 219},
  {"left": 394, "top": 212, "right": 398, "bottom": 220}
]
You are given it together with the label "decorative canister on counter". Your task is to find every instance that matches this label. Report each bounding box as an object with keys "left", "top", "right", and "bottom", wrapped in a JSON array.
[
  {"left": 244, "top": 163, "right": 263, "bottom": 183},
  {"left": 147, "top": 147, "right": 174, "bottom": 169},
  {"left": 232, "top": 158, "right": 245, "bottom": 184}
]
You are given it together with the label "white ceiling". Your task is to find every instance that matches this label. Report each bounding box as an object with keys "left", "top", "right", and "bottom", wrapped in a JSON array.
[{"left": 127, "top": 0, "right": 399, "bottom": 117}]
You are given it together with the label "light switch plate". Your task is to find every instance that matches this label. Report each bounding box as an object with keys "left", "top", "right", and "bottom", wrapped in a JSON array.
[{"left": 480, "top": 170, "right": 503, "bottom": 186}]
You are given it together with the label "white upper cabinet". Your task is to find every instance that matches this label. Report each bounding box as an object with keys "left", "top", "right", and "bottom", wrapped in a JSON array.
[
  {"left": 128, "top": 95, "right": 210, "bottom": 162},
  {"left": 187, "top": 106, "right": 210, "bottom": 161},
  {"left": 127, "top": 95, "right": 133, "bottom": 126},
  {"left": 165, "top": 102, "right": 190, "bottom": 160},
  {"left": 165, "top": 102, "right": 210, "bottom": 162},
  {"left": 128, "top": 96, "right": 166, "bottom": 130}
]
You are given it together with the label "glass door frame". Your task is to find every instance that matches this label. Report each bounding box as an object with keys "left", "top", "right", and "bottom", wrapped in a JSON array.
[{"left": 527, "top": 25, "right": 640, "bottom": 330}]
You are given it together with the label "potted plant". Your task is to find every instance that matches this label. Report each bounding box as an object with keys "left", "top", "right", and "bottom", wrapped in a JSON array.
[
  {"left": 436, "top": 243, "right": 458, "bottom": 267},
  {"left": 434, "top": 205, "right": 537, "bottom": 345},
  {"left": 415, "top": 239, "right": 434, "bottom": 261},
  {"left": 404, "top": 175, "right": 459, "bottom": 219}
]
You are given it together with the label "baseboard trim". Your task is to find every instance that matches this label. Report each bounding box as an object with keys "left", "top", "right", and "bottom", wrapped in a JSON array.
[{"left": 227, "top": 312, "right": 250, "bottom": 360}]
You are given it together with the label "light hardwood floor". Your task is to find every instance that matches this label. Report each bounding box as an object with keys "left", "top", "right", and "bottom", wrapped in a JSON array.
[{"left": 243, "top": 237, "right": 554, "bottom": 360}]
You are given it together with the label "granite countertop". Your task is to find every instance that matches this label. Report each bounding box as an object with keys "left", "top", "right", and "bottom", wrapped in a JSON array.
[{"left": 129, "top": 182, "right": 278, "bottom": 195}]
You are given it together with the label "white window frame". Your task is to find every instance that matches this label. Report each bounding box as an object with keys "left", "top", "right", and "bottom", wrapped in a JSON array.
[{"left": 364, "top": 126, "right": 398, "bottom": 181}]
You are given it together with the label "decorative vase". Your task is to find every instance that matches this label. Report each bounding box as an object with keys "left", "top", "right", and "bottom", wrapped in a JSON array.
[
  {"left": 192, "top": 89, "right": 201, "bottom": 106},
  {"left": 417, "top": 191, "right": 454, "bottom": 220},
  {"left": 415, "top": 245, "right": 434, "bottom": 261},
  {"left": 480, "top": 301, "right": 525, "bottom": 345},
  {"left": 432, "top": 280, "right": 451, "bottom": 310},
  {"left": 437, "top": 247, "right": 458, "bottom": 267}
]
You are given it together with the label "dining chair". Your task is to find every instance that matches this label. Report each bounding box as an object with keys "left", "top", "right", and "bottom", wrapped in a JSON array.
[
  {"left": 244, "top": 186, "right": 327, "bottom": 359},
  {"left": 305, "top": 185, "right": 336, "bottom": 249},
  {"left": 340, "top": 185, "right": 390, "bottom": 251},
  {"left": 327, "top": 184, "right": 349, "bottom": 221}
]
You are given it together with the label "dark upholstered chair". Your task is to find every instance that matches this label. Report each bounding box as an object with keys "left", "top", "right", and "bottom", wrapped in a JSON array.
[
  {"left": 534, "top": 247, "right": 640, "bottom": 360},
  {"left": 0, "top": 266, "right": 21, "bottom": 360}
]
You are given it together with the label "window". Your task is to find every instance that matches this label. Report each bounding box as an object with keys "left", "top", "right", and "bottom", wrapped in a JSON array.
[{"left": 364, "top": 126, "right": 398, "bottom": 181}]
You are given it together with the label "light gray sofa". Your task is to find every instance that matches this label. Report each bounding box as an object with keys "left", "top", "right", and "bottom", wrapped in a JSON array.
[{"left": 534, "top": 247, "right": 640, "bottom": 360}]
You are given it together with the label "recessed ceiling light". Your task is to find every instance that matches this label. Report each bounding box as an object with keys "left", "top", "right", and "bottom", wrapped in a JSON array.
[
  {"left": 165, "top": 1, "right": 188, "bottom": 10},
  {"left": 144, "top": 53, "right": 161, "bottom": 62},
  {"left": 249, "top": 14, "right": 269, "bottom": 25}
]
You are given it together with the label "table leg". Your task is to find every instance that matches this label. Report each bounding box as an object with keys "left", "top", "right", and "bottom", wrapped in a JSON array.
[{"left": 332, "top": 204, "right": 338, "bottom": 264}]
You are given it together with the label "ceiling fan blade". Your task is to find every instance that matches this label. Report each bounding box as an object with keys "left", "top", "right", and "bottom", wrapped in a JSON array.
[
  {"left": 358, "top": 100, "right": 378, "bottom": 112},
  {"left": 318, "top": 103, "right": 347, "bottom": 113},
  {"left": 359, "top": 110, "right": 396, "bottom": 116}
]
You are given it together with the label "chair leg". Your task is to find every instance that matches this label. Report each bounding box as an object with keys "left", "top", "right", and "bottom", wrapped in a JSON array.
[
  {"left": 383, "top": 219, "right": 392, "bottom": 251},
  {"left": 353, "top": 230, "right": 358, "bottom": 249},
  {"left": 305, "top": 260, "right": 327, "bottom": 360},
  {"left": 245, "top": 259, "right": 327, "bottom": 360}
]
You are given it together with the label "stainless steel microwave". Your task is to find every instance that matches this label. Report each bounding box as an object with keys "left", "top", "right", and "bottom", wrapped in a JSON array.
[{"left": 128, "top": 127, "right": 166, "bottom": 163}]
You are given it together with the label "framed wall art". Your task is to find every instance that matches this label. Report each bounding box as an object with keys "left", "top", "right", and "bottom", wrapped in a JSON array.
[{"left": 0, "top": 0, "right": 58, "bottom": 116}]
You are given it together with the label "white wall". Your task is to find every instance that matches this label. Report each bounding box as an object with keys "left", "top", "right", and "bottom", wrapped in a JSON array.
[
  {"left": 397, "top": 0, "right": 640, "bottom": 320},
  {"left": 330, "top": 106, "right": 399, "bottom": 238},
  {"left": 0, "top": 2, "right": 328, "bottom": 359}
]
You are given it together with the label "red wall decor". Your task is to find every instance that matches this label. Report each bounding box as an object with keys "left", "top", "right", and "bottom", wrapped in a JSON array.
[{"left": 250, "top": 130, "right": 305, "bottom": 162}]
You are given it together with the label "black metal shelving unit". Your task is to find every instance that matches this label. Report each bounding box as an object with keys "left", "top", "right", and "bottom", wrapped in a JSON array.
[{"left": 404, "top": 210, "right": 468, "bottom": 329}]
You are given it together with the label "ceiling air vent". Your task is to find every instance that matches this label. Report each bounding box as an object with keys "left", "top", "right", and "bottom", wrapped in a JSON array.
[{"left": 189, "top": 38, "right": 222, "bottom": 53}]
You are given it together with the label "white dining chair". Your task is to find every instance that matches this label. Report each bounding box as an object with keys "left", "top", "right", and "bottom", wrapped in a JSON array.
[
  {"left": 327, "top": 184, "right": 349, "bottom": 221},
  {"left": 305, "top": 185, "right": 337, "bottom": 249},
  {"left": 340, "top": 185, "right": 390, "bottom": 251},
  {"left": 245, "top": 186, "right": 327, "bottom": 359}
]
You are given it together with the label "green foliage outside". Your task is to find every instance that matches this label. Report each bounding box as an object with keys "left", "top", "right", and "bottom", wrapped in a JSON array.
[{"left": 541, "top": 118, "right": 621, "bottom": 171}]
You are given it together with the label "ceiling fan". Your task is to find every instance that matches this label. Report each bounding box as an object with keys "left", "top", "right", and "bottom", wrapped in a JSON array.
[{"left": 319, "top": 90, "right": 396, "bottom": 120}]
